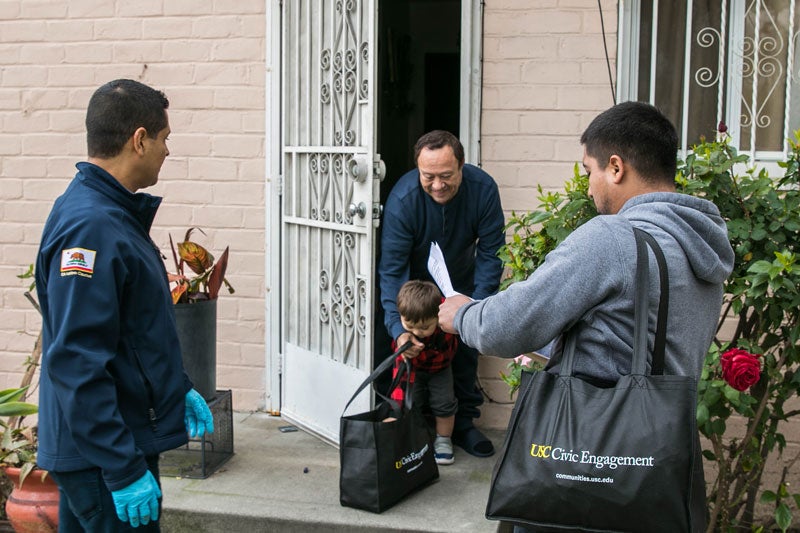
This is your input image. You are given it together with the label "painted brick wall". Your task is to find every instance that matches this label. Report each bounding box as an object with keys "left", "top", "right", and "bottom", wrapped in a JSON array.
[
  {"left": 477, "top": 0, "right": 619, "bottom": 428},
  {"left": 2, "top": 0, "right": 642, "bottom": 427},
  {"left": 3, "top": 3, "right": 794, "bottom": 485},
  {"left": 0, "top": 0, "right": 267, "bottom": 410}
]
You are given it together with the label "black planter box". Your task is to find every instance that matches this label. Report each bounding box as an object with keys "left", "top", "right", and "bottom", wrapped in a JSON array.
[
  {"left": 161, "top": 389, "right": 234, "bottom": 479},
  {"left": 174, "top": 299, "right": 217, "bottom": 402}
]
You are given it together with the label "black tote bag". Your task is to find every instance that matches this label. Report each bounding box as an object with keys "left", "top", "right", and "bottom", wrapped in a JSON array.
[
  {"left": 486, "top": 228, "right": 706, "bottom": 532},
  {"left": 339, "top": 342, "right": 439, "bottom": 513}
]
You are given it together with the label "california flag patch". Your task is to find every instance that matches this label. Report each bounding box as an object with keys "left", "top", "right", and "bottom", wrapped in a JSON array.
[{"left": 60, "top": 248, "right": 96, "bottom": 278}]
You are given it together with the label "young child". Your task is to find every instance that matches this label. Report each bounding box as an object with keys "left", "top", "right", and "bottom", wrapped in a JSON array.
[{"left": 391, "top": 280, "right": 459, "bottom": 465}]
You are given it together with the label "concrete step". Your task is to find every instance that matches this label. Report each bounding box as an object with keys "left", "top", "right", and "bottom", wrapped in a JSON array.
[{"left": 160, "top": 412, "right": 507, "bottom": 532}]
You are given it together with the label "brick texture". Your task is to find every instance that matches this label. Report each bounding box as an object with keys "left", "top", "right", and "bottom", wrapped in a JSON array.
[
  {"left": 477, "top": 0, "right": 619, "bottom": 428},
  {"left": 6, "top": 6, "right": 791, "bottom": 490},
  {"left": 0, "top": 0, "right": 266, "bottom": 411},
  {"left": 1, "top": 0, "right": 612, "bottom": 417}
]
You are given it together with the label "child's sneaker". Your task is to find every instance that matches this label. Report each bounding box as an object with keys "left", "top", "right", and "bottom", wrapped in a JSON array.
[{"left": 434, "top": 435, "right": 454, "bottom": 465}]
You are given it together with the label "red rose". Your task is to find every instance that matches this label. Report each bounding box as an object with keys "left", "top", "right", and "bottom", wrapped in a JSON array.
[{"left": 720, "top": 348, "right": 761, "bottom": 391}]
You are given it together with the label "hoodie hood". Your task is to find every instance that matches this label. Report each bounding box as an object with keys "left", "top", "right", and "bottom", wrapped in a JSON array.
[{"left": 621, "top": 192, "right": 734, "bottom": 284}]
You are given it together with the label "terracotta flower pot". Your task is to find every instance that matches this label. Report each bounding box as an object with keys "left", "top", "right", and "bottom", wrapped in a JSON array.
[{"left": 3, "top": 467, "right": 58, "bottom": 533}]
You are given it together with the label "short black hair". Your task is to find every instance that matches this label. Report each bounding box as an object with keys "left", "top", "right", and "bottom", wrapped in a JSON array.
[
  {"left": 86, "top": 79, "right": 169, "bottom": 158},
  {"left": 397, "top": 280, "right": 442, "bottom": 324},
  {"left": 580, "top": 101, "right": 678, "bottom": 185},
  {"left": 414, "top": 130, "right": 465, "bottom": 167}
]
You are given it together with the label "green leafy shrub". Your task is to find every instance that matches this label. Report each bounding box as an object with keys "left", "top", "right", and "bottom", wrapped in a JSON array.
[
  {"left": 498, "top": 163, "right": 597, "bottom": 291},
  {"left": 682, "top": 135, "right": 800, "bottom": 532},
  {"left": 498, "top": 354, "right": 547, "bottom": 397}
]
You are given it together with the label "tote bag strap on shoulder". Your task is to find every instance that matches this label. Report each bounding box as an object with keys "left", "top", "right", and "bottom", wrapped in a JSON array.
[
  {"left": 561, "top": 227, "right": 669, "bottom": 377},
  {"left": 633, "top": 227, "right": 669, "bottom": 375}
]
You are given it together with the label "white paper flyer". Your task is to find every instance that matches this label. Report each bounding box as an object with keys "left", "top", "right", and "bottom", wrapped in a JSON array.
[{"left": 427, "top": 242, "right": 458, "bottom": 297}]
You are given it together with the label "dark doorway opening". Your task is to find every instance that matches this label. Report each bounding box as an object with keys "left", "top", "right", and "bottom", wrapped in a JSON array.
[
  {"left": 377, "top": 0, "right": 461, "bottom": 204},
  {"left": 374, "top": 0, "right": 462, "bottom": 369},
  {"left": 424, "top": 52, "right": 461, "bottom": 134}
]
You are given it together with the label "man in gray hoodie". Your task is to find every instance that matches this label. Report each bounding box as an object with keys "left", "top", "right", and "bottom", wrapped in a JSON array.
[{"left": 439, "top": 101, "right": 734, "bottom": 531}]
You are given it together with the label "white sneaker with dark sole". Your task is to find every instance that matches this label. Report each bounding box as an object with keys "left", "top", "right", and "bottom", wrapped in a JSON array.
[{"left": 434, "top": 435, "right": 454, "bottom": 465}]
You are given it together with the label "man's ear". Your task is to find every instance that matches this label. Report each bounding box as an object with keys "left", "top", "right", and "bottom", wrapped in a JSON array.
[
  {"left": 132, "top": 127, "right": 148, "bottom": 155},
  {"left": 608, "top": 154, "right": 625, "bottom": 184}
]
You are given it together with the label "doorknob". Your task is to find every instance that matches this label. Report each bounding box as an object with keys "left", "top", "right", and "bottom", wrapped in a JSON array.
[
  {"left": 348, "top": 155, "right": 369, "bottom": 182},
  {"left": 348, "top": 202, "right": 367, "bottom": 219},
  {"left": 348, "top": 155, "right": 386, "bottom": 182}
]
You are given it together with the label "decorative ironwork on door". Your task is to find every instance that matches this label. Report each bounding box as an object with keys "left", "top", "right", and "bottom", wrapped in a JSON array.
[
  {"left": 283, "top": 0, "right": 372, "bottom": 365},
  {"left": 280, "top": 0, "right": 380, "bottom": 442}
]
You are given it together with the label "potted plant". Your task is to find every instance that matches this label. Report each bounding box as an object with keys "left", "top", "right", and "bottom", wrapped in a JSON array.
[
  {"left": 0, "top": 393, "right": 59, "bottom": 533},
  {"left": 496, "top": 129, "right": 800, "bottom": 531},
  {"left": 167, "top": 228, "right": 234, "bottom": 402},
  {"left": 0, "top": 389, "right": 58, "bottom": 532},
  {"left": 0, "top": 387, "right": 39, "bottom": 484},
  {"left": 0, "top": 268, "right": 60, "bottom": 532}
]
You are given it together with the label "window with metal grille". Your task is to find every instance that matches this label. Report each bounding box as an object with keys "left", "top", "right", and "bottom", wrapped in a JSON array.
[{"left": 617, "top": 0, "right": 799, "bottom": 165}]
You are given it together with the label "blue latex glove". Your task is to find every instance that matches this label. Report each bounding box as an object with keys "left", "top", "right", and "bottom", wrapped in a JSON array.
[
  {"left": 110, "top": 470, "right": 161, "bottom": 527},
  {"left": 184, "top": 388, "right": 214, "bottom": 438}
]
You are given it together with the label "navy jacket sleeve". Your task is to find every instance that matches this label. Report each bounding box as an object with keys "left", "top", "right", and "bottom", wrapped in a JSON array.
[
  {"left": 37, "top": 215, "right": 148, "bottom": 490},
  {"left": 471, "top": 178, "right": 505, "bottom": 300},
  {"left": 378, "top": 189, "right": 414, "bottom": 340}
]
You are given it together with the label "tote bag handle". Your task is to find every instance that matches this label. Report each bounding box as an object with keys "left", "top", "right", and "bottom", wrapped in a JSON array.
[
  {"left": 561, "top": 227, "right": 668, "bottom": 377},
  {"left": 341, "top": 341, "right": 412, "bottom": 415},
  {"left": 632, "top": 227, "right": 669, "bottom": 375}
]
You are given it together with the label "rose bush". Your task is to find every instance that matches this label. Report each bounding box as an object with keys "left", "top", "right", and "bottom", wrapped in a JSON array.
[
  {"left": 719, "top": 348, "right": 761, "bottom": 392},
  {"left": 499, "top": 354, "right": 546, "bottom": 397}
]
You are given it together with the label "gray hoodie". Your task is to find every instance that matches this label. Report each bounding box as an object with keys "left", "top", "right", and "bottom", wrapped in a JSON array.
[{"left": 453, "top": 192, "right": 735, "bottom": 382}]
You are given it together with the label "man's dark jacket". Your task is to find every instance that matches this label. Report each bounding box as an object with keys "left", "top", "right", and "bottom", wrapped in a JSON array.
[
  {"left": 379, "top": 163, "right": 506, "bottom": 340},
  {"left": 36, "top": 162, "right": 191, "bottom": 491}
]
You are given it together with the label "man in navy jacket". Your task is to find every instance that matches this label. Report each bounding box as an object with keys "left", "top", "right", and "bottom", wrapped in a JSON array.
[
  {"left": 36, "top": 79, "right": 213, "bottom": 531},
  {"left": 378, "top": 130, "right": 506, "bottom": 457}
]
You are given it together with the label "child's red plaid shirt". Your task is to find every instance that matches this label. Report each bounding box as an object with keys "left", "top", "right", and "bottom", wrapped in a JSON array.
[{"left": 389, "top": 327, "right": 458, "bottom": 402}]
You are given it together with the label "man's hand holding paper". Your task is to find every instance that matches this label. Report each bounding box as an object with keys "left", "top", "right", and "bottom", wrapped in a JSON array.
[{"left": 427, "top": 241, "right": 473, "bottom": 333}]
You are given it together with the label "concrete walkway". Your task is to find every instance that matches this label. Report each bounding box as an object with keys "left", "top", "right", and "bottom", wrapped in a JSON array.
[{"left": 159, "top": 411, "right": 508, "bottom": 532}]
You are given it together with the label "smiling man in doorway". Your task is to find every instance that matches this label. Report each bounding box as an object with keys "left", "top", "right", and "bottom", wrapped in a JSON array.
[{"left": 378, "top": 130, "right": 506, "bottom": 457}]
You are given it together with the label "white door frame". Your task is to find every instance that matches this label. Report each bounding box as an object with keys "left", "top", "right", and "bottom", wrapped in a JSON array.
[
  {"left": 266, "top": 0, "right": 281, "bottom": 413},
  {"left": 460, "top": 0, "right": 483, "bottom": 165},
  {"left": 265, "top": 0, "right": 483, "bottom": 421}
]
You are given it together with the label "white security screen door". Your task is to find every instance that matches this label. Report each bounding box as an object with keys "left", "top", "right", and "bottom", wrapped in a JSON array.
[{"left": 280, "top": 0, "right": 382, "bottom": 444}]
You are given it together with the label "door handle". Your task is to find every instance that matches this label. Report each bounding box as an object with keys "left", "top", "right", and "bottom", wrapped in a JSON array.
[
  {"left": 348, "top": 155, "right": 369, "bottom": 182},
  {"left": 348, "top": 202, "right": 367, "bottom": 219},
  {"left": 348, "top": 155, "right": 386, "bottom": 182}
]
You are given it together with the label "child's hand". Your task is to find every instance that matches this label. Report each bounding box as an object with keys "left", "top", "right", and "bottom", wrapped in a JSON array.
[{"left": 396, "top": 332, "right": 424, "bottom": 358}]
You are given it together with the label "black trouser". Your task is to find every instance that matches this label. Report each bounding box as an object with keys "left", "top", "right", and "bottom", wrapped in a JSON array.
[{"left": 451, "top": 342, "right": 482, "bottom": 430}]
